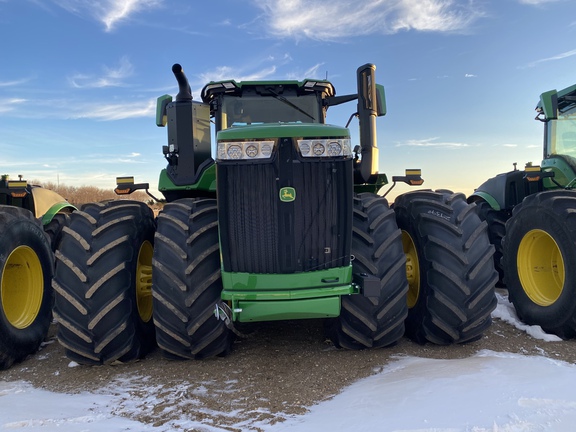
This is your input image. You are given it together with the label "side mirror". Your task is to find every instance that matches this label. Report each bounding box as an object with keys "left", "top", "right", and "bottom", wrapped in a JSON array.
[
  {"left": 156, "top": 94, "right": 172, "bottom": 127},
  {"left": 375, "top": 84, "right": 386, "bottom": 117},
  {"left": 539, "top": 89, "right": 558, "bottom": 120}
]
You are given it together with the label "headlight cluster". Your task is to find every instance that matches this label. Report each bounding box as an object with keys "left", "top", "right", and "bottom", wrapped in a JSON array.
[
  {"left": 217, "top": 140, "right": 275, "bottom": 160},
  {"left": 297, "top": 139, "right": 352, "bottom": 158}
]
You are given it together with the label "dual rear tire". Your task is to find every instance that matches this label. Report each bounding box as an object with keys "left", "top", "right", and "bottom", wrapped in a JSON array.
[
  {"left": 394, "top": 190, "right": 498, "bottom": 344},
  {"left": 329, "top": 190, "right": 498, "bottom": 348},
  {"left": 152, "top": 198, "right": 232, "bottom": 359},
  {"left": 53, "top": 201, "right": 155, "bottom": 365}
]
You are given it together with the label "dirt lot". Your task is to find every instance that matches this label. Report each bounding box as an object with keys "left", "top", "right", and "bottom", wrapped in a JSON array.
[{"left": 2, "top": 302, "right": 576, "bottom": 430}]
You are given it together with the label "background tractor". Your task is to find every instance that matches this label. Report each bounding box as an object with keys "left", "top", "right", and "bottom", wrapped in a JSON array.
[
  {"left": 469, "top": 83, "right": 576, "bottom": 338},
  {"left": 52, "top": 63, "right": 497, "bottom": 365},
  {"left": 0, "top": 175, "right": 75, "bottom": 369}
]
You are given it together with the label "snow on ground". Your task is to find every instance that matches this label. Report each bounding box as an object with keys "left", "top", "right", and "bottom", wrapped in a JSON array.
[
  {"left": 1, "top": 294, "right": 575, "bottom": 432},
  {"left": 492, "top": 292, "right": 562, "bottom": 342}
]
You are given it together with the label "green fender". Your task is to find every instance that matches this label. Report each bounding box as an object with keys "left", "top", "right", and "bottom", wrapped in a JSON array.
[
  {"left": 40, "top": 202, "right": 76, "bottom": 225},
  {"left": 468, "top": 191, "right": 501, "bottom": 211}
]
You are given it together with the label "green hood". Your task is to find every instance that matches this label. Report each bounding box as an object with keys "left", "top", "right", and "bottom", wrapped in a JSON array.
[{"left": 217, "top": 123, "right": 350, "bottom": 140}]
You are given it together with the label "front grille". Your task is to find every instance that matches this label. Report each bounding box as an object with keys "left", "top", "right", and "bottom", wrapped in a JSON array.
[{"left": 217, "top": 138, "right": 352, "bottom": 274}]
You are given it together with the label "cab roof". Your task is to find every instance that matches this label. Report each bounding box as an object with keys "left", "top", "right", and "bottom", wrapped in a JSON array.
[{"left": 200, "top": 79, "right": 336, "bottom": 103}]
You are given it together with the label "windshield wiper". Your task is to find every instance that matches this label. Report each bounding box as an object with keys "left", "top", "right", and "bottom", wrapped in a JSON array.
[{"left": 266, "top": 88, "right": 316, "bottom": 121}]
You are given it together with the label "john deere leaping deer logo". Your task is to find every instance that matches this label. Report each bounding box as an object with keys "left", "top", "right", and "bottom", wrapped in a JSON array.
[{"left": 279, "top": 187, "right": 296, "bottom": 202}]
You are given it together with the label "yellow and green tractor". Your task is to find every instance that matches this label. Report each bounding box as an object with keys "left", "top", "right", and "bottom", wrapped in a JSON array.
[
  {"left": 469, "top": 83, "right": 576, "bottom": 338},
  {"left": 0, "top": 175, "right": 75, "bottom": 369},
  {"left": 52, "top": 63, "right": 497, "bottom": 364}
]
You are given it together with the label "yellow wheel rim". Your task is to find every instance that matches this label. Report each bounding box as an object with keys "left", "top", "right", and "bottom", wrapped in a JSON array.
[
  {"left": 402, "top": 230, "right": 420, "bottom": 309},
  {"left": 136, "top": 240, "right": 153, "bottom": 322},
  {"left": 517, "top": 229, "right": 565, "bottom": 307},
  {"left": 1, "top": 246, "right": 44, "bottom": 329}
]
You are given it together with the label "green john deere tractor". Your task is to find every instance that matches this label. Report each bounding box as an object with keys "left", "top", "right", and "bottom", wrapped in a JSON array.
[
  {"left": 0, "top": 175, "right": 75, "bottom": 369},
  {"left": 469, "top": 83, "right": 576, "bottom": 338},
  {"left": 52, "top": 63, "right": 497, "bottom": 365}
]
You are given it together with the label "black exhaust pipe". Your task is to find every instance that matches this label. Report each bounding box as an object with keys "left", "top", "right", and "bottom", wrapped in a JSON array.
[
  {"left": 162, "top": 64, "right": 213, "bottom": 188},
  {"left": 355, "top": 63, "right": 379, "bottom": 184},
  {"left": 172, "top": 63, "right": 193, "bottom": 101}
]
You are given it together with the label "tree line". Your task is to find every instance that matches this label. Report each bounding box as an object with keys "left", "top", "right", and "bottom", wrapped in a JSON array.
[{"left": 35, "top": 181, "right": 149, "bottom": 206}]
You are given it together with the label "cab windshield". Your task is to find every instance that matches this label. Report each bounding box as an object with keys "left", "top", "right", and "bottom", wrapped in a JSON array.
[
  {"left": 547, "top": 114, "right": 576, "bottom": 157},
  {"left": 220, "top": 93, "right": 321, "bottom": 129}
]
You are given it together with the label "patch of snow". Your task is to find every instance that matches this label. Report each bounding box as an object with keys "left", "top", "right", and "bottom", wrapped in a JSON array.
[
  {"left": 270, "top": 350, "right": 576, "bottom": 431},
  {"left": 1, "top": 291, "right": 574, "bottom": 431},
  {"left": 3, "top": 350, "right": 576, "bottom": 431},
  {"left": 0, "top": 381, "right": 160, "bottom": 431},
  {"left": 492, "top": 292, "right": 562, "bottom": 342}
]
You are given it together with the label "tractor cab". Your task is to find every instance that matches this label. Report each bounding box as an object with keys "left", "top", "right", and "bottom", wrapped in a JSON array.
[
  {"left": 201, "top": 79, "right": 334, "bottom": 130},
  {"left": 538, "top": 83, "right": 576, "bottom": 188},
  {"left": 470, "top": 83, "right": 576, "bottom": 211}
]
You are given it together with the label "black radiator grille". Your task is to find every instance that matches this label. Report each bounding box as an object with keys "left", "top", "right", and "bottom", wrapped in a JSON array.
[{"left": 217, "top": 138, "right": 352, "bottom": 274}]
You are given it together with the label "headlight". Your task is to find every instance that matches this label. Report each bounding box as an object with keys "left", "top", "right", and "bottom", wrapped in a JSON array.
[
  {"left": 297, "top": 139, "right": 352, "bottom": 158},
  {"left": 217, "top": 140, "right": 275, "bottom": 160}
]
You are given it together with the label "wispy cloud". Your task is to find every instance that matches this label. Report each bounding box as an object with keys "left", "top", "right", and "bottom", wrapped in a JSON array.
[
  {"left": 0, "top": 98, "right": 27, "bottom": 113},
  {"left": 252, "top": 0, "right": 484, "bottom": 41},
  {"left": 518, "top": 0, "right": 563, "bottom": 5},
  {"left": 465, "top": 73, "right": 477, "bottom": 78},
  {"left": 52, "top": 0, "right": 162, "bottom": 31},
  {"left": 523, "top": 48, "right": 576, "bottom": 68},
  {"left": 69, "top": 98, "right": 156, "bottom": 120},
  {"left": 397, "top": 137, "right": 471, "bottom": 148},
  {"left": 286, "top": 62, "right": 325, "bottom": 80},
  {"left": 0, "top": 78, "right": 32, "bottom": 87},
  {"left": 194, "top": 57, "right": 328, "bottom": 95},
  {"left": 69, "top": 56, "right": 134, "bottom": 88},
  {"left": 197, "top": 65, "right": 277, "bottom": 86},
  {"left": 118, "top": 152, "right": 145, "bottom": 163}
]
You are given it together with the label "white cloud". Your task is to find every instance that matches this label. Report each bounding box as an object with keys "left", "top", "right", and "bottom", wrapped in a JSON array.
[
  {"left": 69, "top": 98, "right": 156, "bottom": 120},
  {"left": 518, "top": 0, "right": 562, "bottom": 4},
  {"left": 465, "top": 73, "right": 477, "bottom": 78},
  {"left": 197, "top": 65, "right": 277, "bottom": 85},
  {"left": 52, "top": 0, "right": 162, "bottom": 31},
  {"left": 524, "top": 48, "right": 576, "bottom": 68},
  {"left": 398, "top": 137, "right": 471, "bottom": 148},
  {"left": 0, "top": 78, "right": 32, "bottom": 87},
  {"left": 286, "top": 62, "right": 325, "bottom": 80},
  {"left": 69, "top": 56, "right": 134, "bottom": 88},
  {"left": 0, "top": 98, "right": 27, "bottom": 113},
  {"left": 252, "top": 0, "right": 484, "bottom": 41}
]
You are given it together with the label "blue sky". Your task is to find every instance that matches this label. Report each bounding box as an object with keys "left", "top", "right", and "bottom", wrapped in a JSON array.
[{"left": 1, "top": 0, "right": 575, "bottom": 198}]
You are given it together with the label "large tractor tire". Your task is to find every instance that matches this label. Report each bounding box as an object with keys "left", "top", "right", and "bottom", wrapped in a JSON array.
[
  {"left": 394, "top": 190, "right": 498, "bottom": 344},
  {"left": 502, "top": 190, "right": 576, "bottom": 339},
  {"left": 152, "top": 199, "right": 233, "bottom": 359},
  {"left": 0, "top": 206, "right": 54, "bottom": 370},
  {"left": 474, "top": 200, "right": 509, "bottom": 286},
  {"left": 327, "top": 193, "right": 408, "bottom": 349},
  {"left": 53, "top": 200, "right": 156, "bottom": 365}
]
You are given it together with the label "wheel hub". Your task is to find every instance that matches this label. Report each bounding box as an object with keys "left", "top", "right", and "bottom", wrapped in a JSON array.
[
  {"left": 517, "top": 229, "right": 565, "bottom": 306},
  {"left": 1, "top": 246, "right": 44, "bottom": 329},
  {"left": 136, "top": 240, "right": 153, "bottom": 322},
  {"left": 402, "top": 230, "right": 420, "bottom": 309}
]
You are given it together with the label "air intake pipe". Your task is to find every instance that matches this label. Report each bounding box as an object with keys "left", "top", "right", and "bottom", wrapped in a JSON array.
[
  {"left": 161, "top": 64, "right": 212, "bottom": 186},
  {"left": 355, "top": 63, "right": 379, "bottom": 184}
]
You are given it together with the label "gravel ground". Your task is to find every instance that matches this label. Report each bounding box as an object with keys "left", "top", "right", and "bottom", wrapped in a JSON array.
[{"left": 2, "top": 303, "right": 576, "bottom": 430}]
